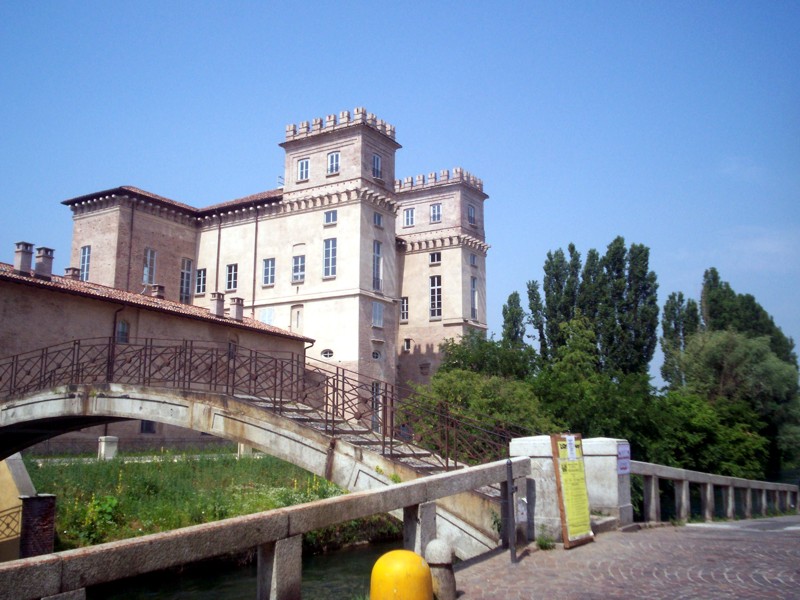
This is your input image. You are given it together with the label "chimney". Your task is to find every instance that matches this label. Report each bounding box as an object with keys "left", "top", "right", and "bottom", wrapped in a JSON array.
[
  {"left": 149, "top": 284, "right": 165, "bottom": 299},
  {"left": 230, "top": 297, "right": 244, "bottom": 321},
  {"left": 14, "top": 242, "right": 34, "bottom": 274},
  {"left": 210, "top": 292, "right": 225, "bottom": 317},
  {"left": 64, "top": 267, "right": 81, "bottom": 281},
  {"left": 34, "top": 247, "right": 54, "bottom": 279}
]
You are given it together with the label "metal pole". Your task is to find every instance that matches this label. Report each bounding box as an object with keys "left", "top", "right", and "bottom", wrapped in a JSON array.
[{"left": 506, "top": 458, "right": 517, "bottom": 563}]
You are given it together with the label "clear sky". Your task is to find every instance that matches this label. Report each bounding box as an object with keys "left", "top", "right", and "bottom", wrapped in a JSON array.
[{"left": 1, "top": 1, "right": 798, "bottom": 377}]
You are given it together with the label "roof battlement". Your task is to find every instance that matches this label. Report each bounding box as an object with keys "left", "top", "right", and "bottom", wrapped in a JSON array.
[
  {"left": 395, "top": 167, "right": 484, "bottom": 193},
  {"left": 284, "top": 107, "right": 396, "bottom": 142}
]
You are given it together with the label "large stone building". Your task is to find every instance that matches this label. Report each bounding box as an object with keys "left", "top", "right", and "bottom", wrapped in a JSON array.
[{"left": 63, "top": 108, "right": 489, "bottom": 390}]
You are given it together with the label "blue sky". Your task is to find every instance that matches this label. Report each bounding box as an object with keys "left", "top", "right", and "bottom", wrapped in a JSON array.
[{"left": 1, "top": 1, "right": 798, "bottom": 376}]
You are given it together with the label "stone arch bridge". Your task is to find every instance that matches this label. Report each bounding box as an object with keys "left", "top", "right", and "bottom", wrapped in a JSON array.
[{"left": 0, "top": 338, "right": 517, "bottom": 557}]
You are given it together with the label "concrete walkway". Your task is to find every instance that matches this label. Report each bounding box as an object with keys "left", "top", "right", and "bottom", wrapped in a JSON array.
[{"left": 454, "top": 515, "right": 800, "bottom": 599}]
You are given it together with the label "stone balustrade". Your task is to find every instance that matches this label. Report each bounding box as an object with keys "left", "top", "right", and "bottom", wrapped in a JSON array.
[
  {"left": 0, "top": 456, "right": 530, "bottom": 600},
  {"left": 631, "top": 460, "right": 799, "bottom": 523}
]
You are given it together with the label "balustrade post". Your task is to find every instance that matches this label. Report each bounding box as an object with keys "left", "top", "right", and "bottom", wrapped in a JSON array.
[
  {"left": 744, "top": 487, "right": 753, "bottom": 518},
  {"left": 701, "top": 482, "right": 715, "bottom": 522},
  {"left": 403, "top": 502, "right": 436, "bottom": 555},
  {"left": 643, "top": 475, "right": 660, "bottom": 522},
  {"left": 724, "top": 485, "right": 735, "bottom": 519},
  {"left": 759, "top": 488, "right": 768, "bottom": 516},
  {"left": 256, "top": 535, "right": 302, "bottom": 600},
  {"left": 674, "top": 479, "right": 690, "bottom": 522}
]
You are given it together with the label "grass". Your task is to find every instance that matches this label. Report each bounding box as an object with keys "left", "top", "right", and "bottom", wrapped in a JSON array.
[{"left": 24, "top": 452, "right": 400, "bottom": 552}]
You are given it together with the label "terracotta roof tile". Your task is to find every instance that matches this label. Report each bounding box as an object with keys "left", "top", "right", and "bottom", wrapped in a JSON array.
[{"left": 0, "top": 263, "right": 311, "bottom": 343}]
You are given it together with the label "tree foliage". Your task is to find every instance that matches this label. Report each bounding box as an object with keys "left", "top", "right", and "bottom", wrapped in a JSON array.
[
  {"left": 501, "top": 291, "right": 527, "bottom": 348},
  {"left": 527, "top": 236, "right": 658, "bottom": 375}
]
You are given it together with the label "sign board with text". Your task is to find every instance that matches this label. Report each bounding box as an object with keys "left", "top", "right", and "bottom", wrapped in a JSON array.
[{"left": 551, "top": 433, "right": 594, "bottom": 549}]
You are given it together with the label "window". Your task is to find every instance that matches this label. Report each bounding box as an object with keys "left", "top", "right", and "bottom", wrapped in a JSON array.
[
  {"left": 259, "top": 307, "right": 275, "bottom": 325},
  {"left": 373, "top": 211, "right": 383, "bottom": 227},
  {"left": 471, "top": 276, "right": 478, "bottom": 320},
  {"left": 372, "top": 350, "right": 382, "bottom": 359},
  {"left": 291, "top": 305, "right": 303, "bottom": 332},
  {"left": 179, "top": 258, "right": 193, "bottom": 304},
  {"left": 226, "top": 263, "right": 238, "bottom": 290},
  {"left": 372, "top": 154, "right": 382, "bottom": 179},
  {"left": 79, "top": 245, "right": 91, "bottom": 281},
  {"left": 430, "top": 275, "right": 442, "bottom": 318},
  {"left": 430, "top": 203, "right": 442, "bottom": 223},
  {"left": 321, "top": 349, "right": 334, "bottom": 359},
  {"left": 403, "top": 338, "right": 412, "bottom": 352},
  {"left": 263, "top": 258, "right": 275, "bottom": 286},
  {"left": 372, "top": 301, "right": 384, "bottom": 327},
  {"left": 143, "top": 248, "right": 156, "bottom": 284},
  {"left": 468, "top": 204, "right": 477, "bottom": 225},
  {"left": 372, "top": 241, "right": 382, "bottom": 291},
  {"left": 324, "top": 209, "right": 337, "bottom": 225},
  {"left": 400, "top": 297, "right": 409, "bottom": 321},
  {"left": 469, "top": 253, "right": 478, "bottom": 267},
  {"left": 403, "top": 207, "right": 415, "bottom": 227},
  {"left": 327, "top": 151, "right": 340, "bottom": 175},
  {"left": 196, "top": 268, "right": 207, "bottom": 294},
  {"left": 297, "top": 158, "right": 309, "bottom": 181},
  {"left": 323, "top": 238, "right": 337, "bottom": 277},
  {"left": 371, "top": 381, "right": 382, "bottom": 432},
  {"left": 429, "top": 251, "right": 441, "bottom": 265},
  {"left": 140, "top": 420, "right": 156, "bottom": 434},
  {"left": 116, "top": 320, "right": 129, "bottom": 344},
  {"left": 292, "top": 255, "right": 305, "bottom": 282}
]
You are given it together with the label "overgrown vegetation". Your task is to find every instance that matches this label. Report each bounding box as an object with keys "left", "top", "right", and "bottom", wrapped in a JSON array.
[{"left": 24, "top": 453, "right": 400, "bottom": 552}]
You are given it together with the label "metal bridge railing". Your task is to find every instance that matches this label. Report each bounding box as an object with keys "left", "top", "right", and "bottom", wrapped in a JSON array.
[{"left": 0, "top": 338, "right": 524, "bottom": 471}]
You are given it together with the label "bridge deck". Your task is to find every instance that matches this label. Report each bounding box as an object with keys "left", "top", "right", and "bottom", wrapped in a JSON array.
[{"left": 455, "top": 515, "right": 800, "bottom": 599}]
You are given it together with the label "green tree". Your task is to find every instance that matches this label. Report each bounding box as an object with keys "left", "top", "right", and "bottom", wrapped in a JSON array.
[
  {"left": 660, "top": 291, "right": 700, "bottom": 388},
  {"left": 438, "top": 330, "right": 537, "bottom": 381},
  {"left": 501, "top": 291, "right": 527, "bottom": 348}
]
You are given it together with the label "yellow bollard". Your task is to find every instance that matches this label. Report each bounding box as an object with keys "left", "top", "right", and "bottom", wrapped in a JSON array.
[{"left": 370, "top": 549, "right": 433, "bottom": 600}]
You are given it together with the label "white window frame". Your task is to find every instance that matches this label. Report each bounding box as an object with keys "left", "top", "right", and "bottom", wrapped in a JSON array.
[
  {"left": 429, "top": 251, "right": 441, "bottom": 265},
  {"left": 297, "top": 158, "right": 309, "bottom": 181},
  {"left": 327, "top": 151, "right": 340, "bottom": 175},
  {"left": 195, "top": 268, "right": 207, "bottom": 294},
  {"left": 324, "top": 209, "right": 337, "bottom": 225},
  {"left": 373, "top": 211, "right": 383, "bottom": 228},
  {"left": 471, "top": 276, "right": 478, "bottom": 320},
  {"left": 79, "top": 245, "right": 91, "bottom": 282},
  {"left": 143, "top": 248, "right": 156, "bottom": 285},
  {"left": 372, "top": 301, "right": 384, "bottom": 327},
  {"left": 372, "top": 154, "right": 382, "bottom": 179},
  {"left": 292, "top": 255, "right": 306, "bottom": 283},
  {"left": 263, "top": 258, "right": 275, "bottom": 286},
  {"left": 400, "top": 297, "right": 409, "bottom": 322},
  {"left": 372, "top": 240, "right": 382, "bottom": 291},
  {"left": 323, "top": 238, "right": 337, "bottom": 278},
  {"left": 430, "top": 275, "right": 442, "bottom": 318},
  {"left": 226, "top": 263, "right": 238, "bottom": 291},
  {"left": 430, "top": 203, "right": 442, "bottom": 223},
  {"left": 403, "top": 207, "right": 415, "bottom": 227},
  {"left": 179, "top": 258, "right": 193, "bottom": 304}
]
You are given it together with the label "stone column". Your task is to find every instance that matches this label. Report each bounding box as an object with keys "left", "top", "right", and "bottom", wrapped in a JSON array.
[
  {"left": 643, "top": 475, "right": 660, "bottom": 523},
  {"left": 257, "top": 535, "right": 301, "bottom": 600},
  {"left": 509, "top": 436, "right": 561, "bottom": 542},
  {"left": 403, "top": 502, "right": 436, "bottom": 555},
  {"left": 724, "top": 485, "right": 735, "bottom": 519},
  {"left": 743, "top": 487, "right": 753, "bottom": 519},
  {"left": 701, "top": 483, "right": 715, "bottom": 522},
  {"left": 675, "top": 480, "right": 691, "bottom": 522},
  {"left": 97, "top": 436, "right": 118, "bottom": 460},
  {"left": 582, "top": 438, "right": 633, "bottom": 527}
]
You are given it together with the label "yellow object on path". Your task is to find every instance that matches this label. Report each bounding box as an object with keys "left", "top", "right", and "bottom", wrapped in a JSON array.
[{"left": 370, "top": 549, "right": 433, "bottom": 600}]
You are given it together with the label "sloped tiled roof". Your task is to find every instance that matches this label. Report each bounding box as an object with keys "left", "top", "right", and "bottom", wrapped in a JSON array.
[
  {"left": 0, "top": 262, "right": 311, "bottom": 344},
  {"left": 61, "top": 186, "right": 284, "bottom": 216}
]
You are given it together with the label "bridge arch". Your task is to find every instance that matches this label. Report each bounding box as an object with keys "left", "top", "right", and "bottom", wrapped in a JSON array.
[{"left": 0, "top": 383, "right": 389, "bottom": 494}]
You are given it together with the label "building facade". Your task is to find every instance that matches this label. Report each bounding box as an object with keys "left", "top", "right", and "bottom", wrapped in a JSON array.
[{"left": 63, "top": 108, "right": 489, "bottom": 390}]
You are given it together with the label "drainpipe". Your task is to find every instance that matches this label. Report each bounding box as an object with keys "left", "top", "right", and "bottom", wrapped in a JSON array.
[{"left": 251, "top": 206, "right": 259, "bottom": 318}]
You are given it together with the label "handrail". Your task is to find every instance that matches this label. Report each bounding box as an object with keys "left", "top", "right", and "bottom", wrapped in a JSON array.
[
  {"left": 0, "top": 457, "right": 532, "bottom": 600},
  {"left": 0, "top": 338, "right": 532, "bottom": 470}
]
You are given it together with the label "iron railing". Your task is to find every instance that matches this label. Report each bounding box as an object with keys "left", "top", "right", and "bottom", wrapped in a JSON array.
[{"left": 0, "top": 338, "right": 521, "bottom": 471}]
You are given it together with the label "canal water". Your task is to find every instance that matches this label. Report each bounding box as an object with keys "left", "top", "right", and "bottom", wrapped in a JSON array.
[{"left": 88, "top": 541, "right": 400, "bottom": 599}]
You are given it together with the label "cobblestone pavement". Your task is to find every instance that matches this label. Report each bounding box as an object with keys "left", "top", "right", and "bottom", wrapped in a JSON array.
[{"left": 454, "top": 515, "right": 800, "bottom": 599}]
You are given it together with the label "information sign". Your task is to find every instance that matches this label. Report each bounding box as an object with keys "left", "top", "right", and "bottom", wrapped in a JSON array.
[{"left": 551, "top": 433, "right": 594, "bottom": 549}]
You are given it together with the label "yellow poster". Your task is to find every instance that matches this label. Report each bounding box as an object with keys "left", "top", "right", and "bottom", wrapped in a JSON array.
[{"left": 553, "top": 434, "right": 594, "bottom": 548}]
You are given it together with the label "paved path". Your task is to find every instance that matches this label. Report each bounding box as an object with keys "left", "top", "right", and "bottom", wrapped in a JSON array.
[{"left": 454, "top": 515, "right": 800, "bottom": 599}]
